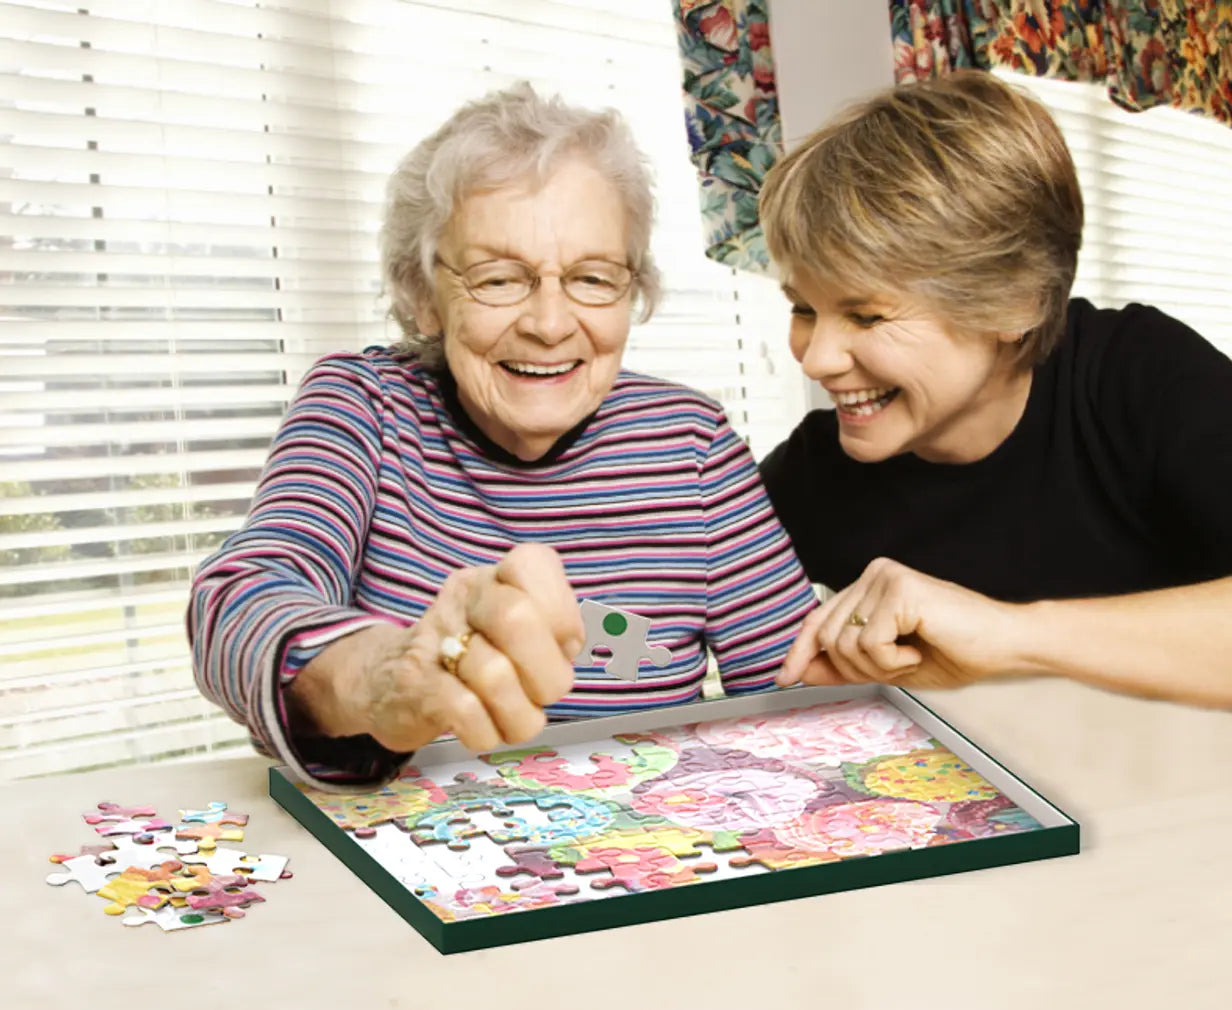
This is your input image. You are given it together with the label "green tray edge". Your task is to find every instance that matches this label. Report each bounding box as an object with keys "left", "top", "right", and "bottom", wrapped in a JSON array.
[{"left": 269, "top": 764, "right": 1079, "bottom": 955}]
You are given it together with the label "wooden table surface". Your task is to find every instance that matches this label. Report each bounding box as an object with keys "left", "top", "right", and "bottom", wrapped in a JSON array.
[{"left": 5, "top": 679, "right": 1230, "bottom": 1010}]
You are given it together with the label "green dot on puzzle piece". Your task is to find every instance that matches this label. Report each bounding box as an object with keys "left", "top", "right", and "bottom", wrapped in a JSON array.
[{"left": 602, "top": 613, "right": 628, "bottom": 636}]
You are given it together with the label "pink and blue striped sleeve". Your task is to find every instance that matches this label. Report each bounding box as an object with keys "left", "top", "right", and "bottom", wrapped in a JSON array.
[
  {"left": 699, "top": 415, "right": 819, "bottom": 694},
  {"left": 187, "top": 353, "right": 409, "bottom": 788}
]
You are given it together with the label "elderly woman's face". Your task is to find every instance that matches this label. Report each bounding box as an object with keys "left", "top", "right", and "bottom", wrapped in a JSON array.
[
  {"left": 418, "top": 157, "right": 633, "bottom": 461},
  {"left": 783, "top": 272, "right": 1031, "bottom": 464}
]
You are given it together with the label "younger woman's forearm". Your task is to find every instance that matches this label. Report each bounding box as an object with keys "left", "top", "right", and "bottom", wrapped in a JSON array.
[{"left": 1012, "top": 577, "right": 1232, "bottom": 708}]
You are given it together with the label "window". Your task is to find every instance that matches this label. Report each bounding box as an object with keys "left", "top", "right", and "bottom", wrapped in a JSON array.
[
  {"left": 0, "top": 0, "right": 801, "bottom": 779},
  {"left": 998, "top": 71, "right": 1232, "bottom": 360}
]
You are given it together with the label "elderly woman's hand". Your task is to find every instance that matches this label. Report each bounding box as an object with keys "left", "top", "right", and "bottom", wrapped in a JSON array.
[
  {"left": 297, "top": 542, "right": 584, "bottom": 754},
  {"left": 777, "top": 558, "right": 1029, "bottom": 691}
]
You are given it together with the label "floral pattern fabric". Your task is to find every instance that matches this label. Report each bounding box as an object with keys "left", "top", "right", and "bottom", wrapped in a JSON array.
[
  {"left": 675, "top": 0, "right": 779, "bottom": 272},
  {"left": 891, "top": 0, "right": 1232, "bottom": 126}
]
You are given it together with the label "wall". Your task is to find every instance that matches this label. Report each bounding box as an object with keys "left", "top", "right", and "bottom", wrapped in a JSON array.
[{"left": 767, "top": 1, "right": 896, "bottom": 409}]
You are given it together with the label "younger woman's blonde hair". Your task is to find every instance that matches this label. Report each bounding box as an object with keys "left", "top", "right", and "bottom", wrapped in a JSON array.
[{"left": 759, "top": 70, "right": 1083, "bottom": 367}]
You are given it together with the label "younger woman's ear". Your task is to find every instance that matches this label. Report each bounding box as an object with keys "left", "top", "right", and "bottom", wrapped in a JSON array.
[{"left": 993, "top": 329, "right": 1027, "bottom": 345}]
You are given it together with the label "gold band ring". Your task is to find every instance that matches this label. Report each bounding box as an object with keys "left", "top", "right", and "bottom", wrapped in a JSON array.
[{"left": 848, "top": 612, "right": 868, "bottom": 627}]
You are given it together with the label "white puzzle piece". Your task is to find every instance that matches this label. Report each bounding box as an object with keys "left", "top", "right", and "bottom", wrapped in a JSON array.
[
  {"left": 99, "top": 834, "right": 200, "bottom": 870},
  {"left": 180, "top": 846, "right": 290, "bottom": 882},
  {"left": 577, "top": 600, "right": 671, "bottom": 681},
  {"left": 46, "top": 854, "right": 122, "bottom": 894},
  {"left": 122, "top": 904, "right": 229, "bottom": 931}
]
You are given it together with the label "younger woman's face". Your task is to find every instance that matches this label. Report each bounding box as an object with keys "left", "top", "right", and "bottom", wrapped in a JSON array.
[{"left": 782, "top": 271, "right": 1032, "bottom": 464}]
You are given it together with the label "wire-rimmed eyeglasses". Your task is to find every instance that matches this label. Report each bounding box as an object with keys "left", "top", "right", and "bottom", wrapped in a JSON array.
[{"left": 434, "top": 256, "right": 635, "bottom": 308}]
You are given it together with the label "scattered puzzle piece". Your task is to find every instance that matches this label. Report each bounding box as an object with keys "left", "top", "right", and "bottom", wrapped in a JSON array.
[
  {"left": 178, "top": 801, "right": 250, "bottom": 827},
  {"left": 49, "top": 842, "right": 119, "bottom": 864},
  {"left": 46, "top": 854, "right": 122, "bottom": 894},
  {"left": 184, "top": 875, "right": 264, "bottom": 918},
  {"left": 234, "top": 852, "right": 291, "bottom": 882},
  {"left": 95, "top": 833, "right": 200, "bottom": 871},
  {"left": 175, "top": 821, "right": 245, "bottom": 851},
  {"left": 177, "top": 845, "right": 254, "bottom": 876},
  {"left": 96, "top": 861, "right": 186, "bottom": 915},
  {"left": 180, "top": 846, "right": 290, "bottom": 882},
  {"left": 577, "top": 600, "right": 670, "bottom": 681},
  {"left": 83, "top": 802, "right": 157, "bottom": 824},
  {"left": 82, "top": 801, "right": 172, "bottom": 840},
  {"left": 123, "top": 904, "right": 230, "bottom": 931},
  {"left": 91, "top": 817, "right": 174, "bottom": 839}
]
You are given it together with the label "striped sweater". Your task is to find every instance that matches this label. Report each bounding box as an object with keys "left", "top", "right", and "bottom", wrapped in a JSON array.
[{"left": 188, "top": 349, "right": 818, "bottom": 787}]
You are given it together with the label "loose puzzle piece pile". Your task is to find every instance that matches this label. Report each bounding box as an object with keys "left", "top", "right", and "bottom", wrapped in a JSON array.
[
  {"left": 46, "top": 800, "right": 291, "bottom": 932},
  {"left": 299, "top": 696, "right": 1048, "bottom": 924}
]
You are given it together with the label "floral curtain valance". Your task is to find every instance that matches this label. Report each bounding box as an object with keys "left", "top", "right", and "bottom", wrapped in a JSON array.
[
  {"left": 892, "top": 0, "right": 1232, "bottom": 125},
  {"left": 675, "top": 1, "right": 1231, "bottom": 275},
  {"left": 675, "top": 0, "right": 780, "bottom": 273}
]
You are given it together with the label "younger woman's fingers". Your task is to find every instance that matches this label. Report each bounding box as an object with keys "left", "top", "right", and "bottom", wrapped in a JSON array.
[
  {"left": 779, "top": 602, "right": 834, "bottom": 684},
  {"left": 828, "top": 589, "right": 889, "bottom": 681},
  {"left": 793, "top": 654, "right": 847, "bottom": 687}
]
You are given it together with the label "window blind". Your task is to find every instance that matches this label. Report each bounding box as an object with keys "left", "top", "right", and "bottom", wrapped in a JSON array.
[
  {"left": 996, "top": 71, "right": 1232, "bottom": 360},
  {"left": 0, "top": 0, "right": 801, "bottom": 779}
]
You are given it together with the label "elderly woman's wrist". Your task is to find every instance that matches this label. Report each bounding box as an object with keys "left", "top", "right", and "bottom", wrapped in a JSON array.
[{"left": 289, "top": 622, "right": 402, "bottom": 738}]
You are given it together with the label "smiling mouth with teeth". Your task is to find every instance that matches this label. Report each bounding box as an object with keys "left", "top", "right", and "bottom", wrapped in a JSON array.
[
  {"left": 499, "top": 360, "right": 581, "bottom": 378},
  {"left": 832, "top": 386, "right": 901, "bottom": 416}
]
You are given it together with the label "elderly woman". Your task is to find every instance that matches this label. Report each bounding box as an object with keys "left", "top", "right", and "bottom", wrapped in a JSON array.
[
  {"left": 759, "top": 71, "right": 1232, "bottom": 708},
  {"left": 188, "top": 84, "right": 817, "bottom": 788}
]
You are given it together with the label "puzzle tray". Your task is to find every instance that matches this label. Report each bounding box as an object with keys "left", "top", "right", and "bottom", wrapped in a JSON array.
[{"left": 269, "top": 684, "right": 1079, "bottom": 953}]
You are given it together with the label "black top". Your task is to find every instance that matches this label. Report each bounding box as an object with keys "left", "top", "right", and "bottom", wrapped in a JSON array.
[{"left": 760, "top": 299, "right": 1232, "bottom": 601}]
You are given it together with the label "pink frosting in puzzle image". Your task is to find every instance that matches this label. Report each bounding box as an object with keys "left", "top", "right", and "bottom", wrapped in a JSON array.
[{"left": 693, "top": 698, "right": 934, "bottom": 766}]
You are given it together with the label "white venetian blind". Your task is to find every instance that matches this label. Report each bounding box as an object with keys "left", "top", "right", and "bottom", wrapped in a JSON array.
[
  {"left": 0, "top": 0, "right": 802, "bottom": 779},
  {"left": 996, "top": 71, "right": 1232, "bottom": 359}
]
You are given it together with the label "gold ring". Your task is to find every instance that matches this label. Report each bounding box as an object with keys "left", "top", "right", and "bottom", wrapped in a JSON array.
[
  {"left": 848, "top": 612, "right": 868, "bottom": 627},
  {"left": 439, "top": 629, "right": 472, "bottom": 676}
]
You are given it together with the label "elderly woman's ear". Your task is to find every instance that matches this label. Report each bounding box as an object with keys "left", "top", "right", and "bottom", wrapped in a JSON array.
[{"left": 411, "top": 291, "right": 442, "bottom": 339}]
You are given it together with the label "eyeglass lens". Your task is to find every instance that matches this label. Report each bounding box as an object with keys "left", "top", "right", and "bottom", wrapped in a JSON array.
[{"left": 460, "top": 259, "right": 631, "bottom": 306}]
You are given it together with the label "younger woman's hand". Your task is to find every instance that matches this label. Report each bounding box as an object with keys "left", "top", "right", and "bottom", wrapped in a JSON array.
[{"left": 778, "top": 557, "right": 1027, "bottom": 691}]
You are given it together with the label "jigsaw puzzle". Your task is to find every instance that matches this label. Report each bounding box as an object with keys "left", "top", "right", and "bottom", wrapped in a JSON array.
[
  {"left": 576, "top": 600, "right": 671, "bottom": 681},
  {"left": 273, "top": 688, "right": 1079, "bottom": 952},
  {"left": 45, "top": 800, "right": 290, "bottom": 933}
]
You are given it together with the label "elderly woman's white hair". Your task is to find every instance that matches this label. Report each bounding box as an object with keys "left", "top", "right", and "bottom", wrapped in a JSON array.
[{"left": 381, "top": 82, "right": 662, "bottom": 366}]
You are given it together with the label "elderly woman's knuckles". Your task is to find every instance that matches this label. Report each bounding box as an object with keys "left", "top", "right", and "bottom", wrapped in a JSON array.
[
  {"left": 526, "top": 663, "right": 573, "bottom": 707},
  {"left": 478, "top": 590, "right": 541, "bottom": 636},
  {"left": 445, "top": 689, "right": 494, "bottom": 734},
  {"left": 443, "top": 564, "right": 497, "bottom": 603},
  {"left": 503, "top": 707, "right": 547, "bottom": 744},
  {"left": 500, "top": 540, "right": 561, "bottom": 574}
]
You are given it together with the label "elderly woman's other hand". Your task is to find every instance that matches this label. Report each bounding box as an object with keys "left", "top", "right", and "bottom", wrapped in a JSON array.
[
  {"left": 293, "top": 543, "right": 584, "bottom": 754},
  {"left": 777, "top": 558, "right": 1028, "bottom": 691}
]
